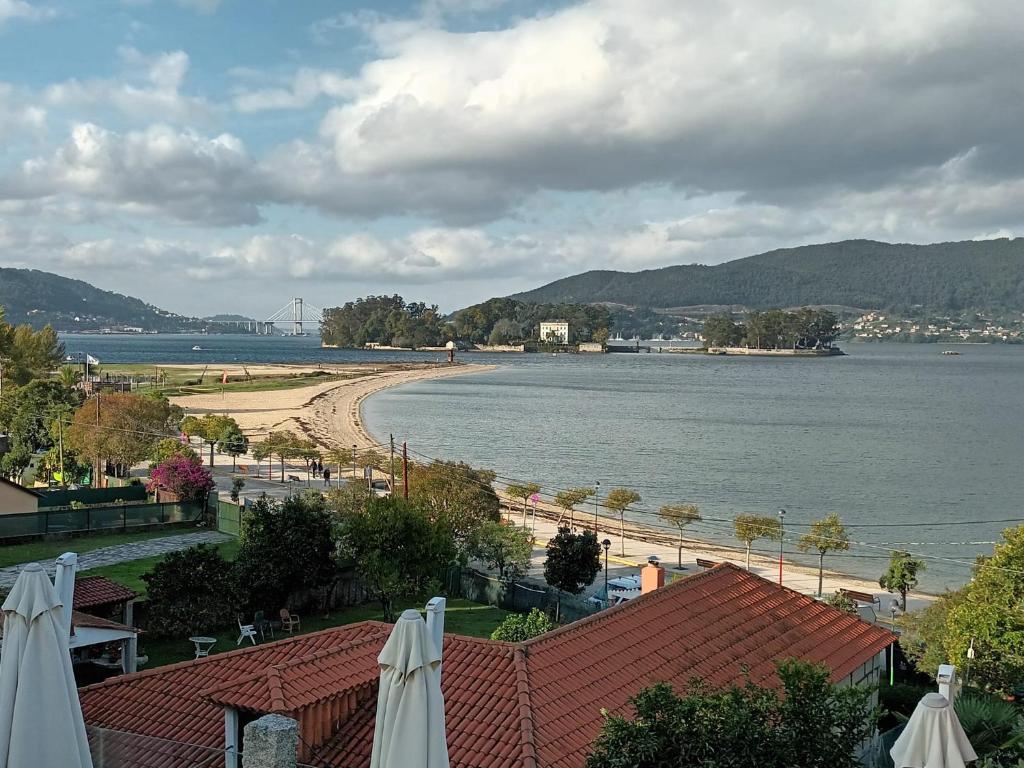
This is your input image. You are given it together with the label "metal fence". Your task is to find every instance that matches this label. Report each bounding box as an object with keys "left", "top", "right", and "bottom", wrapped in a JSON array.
[
  {"left": 0, "top": 502, "right": 203, "bottom": 540},
  {"left": 451, "top": 566, "right": 602, "bottom": 623},
  {"left": 37, "top": 485, "right": 149, "bottom": 509},
  {"left": 217, "top": 499, "right": 243, "bottom": 536}
]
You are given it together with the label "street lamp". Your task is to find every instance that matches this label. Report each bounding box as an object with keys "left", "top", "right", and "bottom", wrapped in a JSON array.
[
  {"left": 594, "top": 480, "right": 601, "bottom": 532},
  {"left": 777, "top": 509, "right": 786, "bottom": 585},
  {"left": 602, "top": 538, "right": 612, "bottom": 604},
  {"left": 351, "top": 444, "right": 357, "bottom": 481}
]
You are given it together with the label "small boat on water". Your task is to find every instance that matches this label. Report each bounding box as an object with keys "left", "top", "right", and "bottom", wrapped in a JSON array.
[
  {"left": 941, "top": 350, "right": 961, "bottom": 356},
  {"left": 192, "top": 345, "right": 203, "bottom": 351}
]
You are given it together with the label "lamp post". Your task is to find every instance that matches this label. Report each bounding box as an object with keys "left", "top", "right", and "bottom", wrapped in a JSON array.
[
  {"left": 351, "top": 444, "right": 357, "bottom": 481},
  {"left": 777, "top": 509, "right": 786, "bottom": 585},
  {"left": 602, "top": 538, "right": 611, "bottom": 604},
  {"left": 530, "top": 493, "right": 540, "bottom": 534},
  {"left": 889, "top": 599, "right": 900, "bottom": 686},
  {"left": 594, "top": 481, "right": 601, "bottom": 532}
]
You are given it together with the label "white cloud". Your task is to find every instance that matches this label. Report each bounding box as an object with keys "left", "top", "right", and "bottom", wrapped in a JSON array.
[
  {"left": 0, "top": 83, "right": 46, "bottom": 139},
  {"left": 1, "top": 122, "right": 261, "bottom": 225},
  {"left": 232, "top": 68, "right": 356, "bottom": 113},
  {"left": 0, "top": 0, "right": 54, "bottom": 26},
  {"left": 44, "top": 49, "right": 213, "bottom": 124}
]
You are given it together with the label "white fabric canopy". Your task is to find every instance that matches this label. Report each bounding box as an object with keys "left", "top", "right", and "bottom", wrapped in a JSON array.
[
  {"left": 370, "top": 609, "right": 449, "bottom": 768},
  {"left": 891, "top": 692, "right": 977, "bottom": 768},
  {"left": 0, "top": 563, "right": 93, "bottom": 768}
]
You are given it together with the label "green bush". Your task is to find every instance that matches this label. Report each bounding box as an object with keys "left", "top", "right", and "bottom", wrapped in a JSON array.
[
  {"left": 141, "top": 544, "right": 239, "bottom": 638},
  {"left": 490, "top": 608, "right": 554, "bottom": 642},
  {"left": 954, "top": 694, "right": 1024, "bottom": 761}
]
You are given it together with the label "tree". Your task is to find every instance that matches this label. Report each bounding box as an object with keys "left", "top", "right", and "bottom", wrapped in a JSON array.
[
  {"left": 553, "top": 487, "right": 595, "bottom": 529},
  {"left": 733, "top": 513, "right": 782, "bottom": 570},
  {"left": 408, "top": 460, "right": 501, "bottom": 547},
  {"left": 824, "top": 590, "right": 859, "bottom": 614},
  {"left": 903, "top": 525, "right": 1024, "bottom": 692},
  {"left": 490, "top": 608, "right": 555, "bottom": 642},
  {"left": 66, "top": 392, "right": 181, "bottom": 480},
  {"left": 659, "top": 503, "right": 701, "bottom": 568},
  {"left": 604, "top": 488, "right": 641, "bottom": 557},
  {"left": 147, "top": 454, "right": 215, "bottom": 504},
  {"left": 798, "top": 513, "right": 850, "bottom": 597},
  {"left": 336, "top": 496, "right": 456, "bottom": 621},
  {"left": 0, "top": 379, "right": 82, "bottom": 479},
  {"left": 218, "top": 426, "right": 249, "bottom": 471},
  {"left": 505, "top": 481, "right": 541, "bottom": 527},
  {"left": 230, "top": 477, "right": 245, "bottom": 503},
  {"left": 0, "top": 317, "right": 63, "bottom": 386},
  {"left": 879, "top": 550, "right": 925, "bottom": 611},
  {"left": 141, "top": 544, "right": 239, "bottom": 638},
  {"left": 181, "top": 413, "right": 242, "bottom": 467},
  {"left": 586, "top": 660, "right": 877, "bottom": 768},
  {"left": 252, "top": 430, "right": 302, "bottom": 482},
  {"left": 488, "top": 318, "right": 523, "bottom": 345},
  {"left": 702, "top": 312, "right": 741, "bottom": 347},
  {"left": 149, "top": 437, "right": 198, "bottom": 467},
  {"left": 233, "top": 493, "right": 338, "bottom": 613},
  {"left": 544, "top": 527, "right": 601, "bottom": 619},
  {"left": 323, "top": 446, "right": 354, "bottom": 482},
  {"left": 469, "top": 520, "right": 533, "bottom": 580}
]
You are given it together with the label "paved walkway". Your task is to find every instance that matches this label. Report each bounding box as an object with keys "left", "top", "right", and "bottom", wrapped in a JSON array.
[{"left": 0, "top": 531, "right": 232, "bottom": 588}]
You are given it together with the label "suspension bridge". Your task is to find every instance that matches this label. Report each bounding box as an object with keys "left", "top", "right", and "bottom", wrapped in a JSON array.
[{"left": 206, "top": 298, "right": 325, "bottom": 336}]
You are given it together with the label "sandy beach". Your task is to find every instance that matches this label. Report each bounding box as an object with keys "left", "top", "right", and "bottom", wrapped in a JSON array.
[{"left": 169, "top": 362, "right": 496, "bottom": 450}]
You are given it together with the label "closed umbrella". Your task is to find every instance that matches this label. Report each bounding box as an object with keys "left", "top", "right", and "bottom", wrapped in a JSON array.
[
  {"left": 891, "top": 692, "right": 977, "bottom": 768},
  {"left": 370, "top": 609, "right": 449, "bottom": 768},
  {"left": 0, "top": 563, "right": 92, "bottom": 768}
]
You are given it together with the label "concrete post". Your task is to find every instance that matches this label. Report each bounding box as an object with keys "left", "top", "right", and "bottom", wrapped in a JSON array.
[
  {"left": 242, "top": 715, "right": 298, "bottom": 768},
  {"left": 54, "top": 552, "right": 77, "bottom": 639},
  {"left": 425, "top": 596, "right": 446, "bottom": 683}
]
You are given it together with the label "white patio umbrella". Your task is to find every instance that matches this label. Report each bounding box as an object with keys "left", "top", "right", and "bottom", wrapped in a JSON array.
[
  {"left": 890, "top": 692, "right": 977, "bottom": 768},
  {"left": 370, "top": 609, "right": 449, "bottom": 768},
  {"left": 0, "top": 563, "right": 93, "bottom": 768}
]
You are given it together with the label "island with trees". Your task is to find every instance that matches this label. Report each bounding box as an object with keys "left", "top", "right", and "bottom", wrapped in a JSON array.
[{"left": 699, "top": 307, "right": 842, "bottom": 356}]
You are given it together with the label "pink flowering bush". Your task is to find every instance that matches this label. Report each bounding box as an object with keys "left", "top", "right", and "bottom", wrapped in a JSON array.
[{"left": 147, "top": 454, "right": 215, "bottom": 504}]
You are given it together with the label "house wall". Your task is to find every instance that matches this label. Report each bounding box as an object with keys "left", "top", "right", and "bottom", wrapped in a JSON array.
[
  {"left": 0, "top": 480, "right": 38, "bottom": 515},
  {"left": 540, "top": 322, "right": 570, "bottom": 344}
]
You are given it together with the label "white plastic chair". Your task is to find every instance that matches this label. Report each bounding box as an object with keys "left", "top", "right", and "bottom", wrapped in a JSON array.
[{"left": 237, "top": 617, "right": 258, "bottom": 645}]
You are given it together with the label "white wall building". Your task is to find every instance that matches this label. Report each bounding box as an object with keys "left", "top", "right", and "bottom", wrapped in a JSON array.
[{"left": 539, "top": 320, "right": 570, "bottom": 344}]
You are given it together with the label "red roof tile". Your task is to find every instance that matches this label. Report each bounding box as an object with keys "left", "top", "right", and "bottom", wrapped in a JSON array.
[
  {"left": 74, "top": 576, "right": 137, "bottom": 609},
  {"left": 80, "top": 564, "right": 895, "bottom": 768}
]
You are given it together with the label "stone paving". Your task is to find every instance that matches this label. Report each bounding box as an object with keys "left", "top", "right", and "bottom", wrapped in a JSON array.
[{"left": 0, "top": 531, "right": 232, "bottom": 588}]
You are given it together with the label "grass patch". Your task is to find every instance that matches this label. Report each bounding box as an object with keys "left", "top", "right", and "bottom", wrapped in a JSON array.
[
  {"left": 163, "top": 374, "right": 351, "bottom": 396},
  {"left": 0, "top": 530, "right": 178, "bottom": 569},
  {"left": 138, "top": 597, "right": 508, "bottom": 669},
  {"left": 80, "top": 539, "right": 240, "bottom": 599}
]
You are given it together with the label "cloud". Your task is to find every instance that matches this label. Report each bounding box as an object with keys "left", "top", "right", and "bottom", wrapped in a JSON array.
[
  {"left": 0, "top": 122, "right": 262, "bottom": 225},
  {"left": 0, "top": 0, "right": 55, "bottom": 26},
  {"left": 44, "top": 48, "right": 213, "bottom": 124},
  {"left": 315, "top": 0, "right": 1024, "bottom": 210},
  {"left": 0, "top": 83, "right": 46, "bottom": 139},
  {"left": 232, "top": 68, "right": 356, "bottom": 113}
]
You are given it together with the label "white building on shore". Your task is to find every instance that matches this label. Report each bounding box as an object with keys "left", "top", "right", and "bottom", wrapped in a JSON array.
[{"left": 539, "top": 320, "right": 570, "bottom": 344}]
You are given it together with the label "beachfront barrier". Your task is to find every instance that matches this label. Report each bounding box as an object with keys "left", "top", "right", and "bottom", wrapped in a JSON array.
[{"left": 0, "top": 501, "right": 203, "bottom": 540}]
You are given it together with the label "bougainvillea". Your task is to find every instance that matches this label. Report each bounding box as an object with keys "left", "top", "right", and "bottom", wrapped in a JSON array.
[{"left": 147, "top": 454, "right": 215, "bottom": 504}]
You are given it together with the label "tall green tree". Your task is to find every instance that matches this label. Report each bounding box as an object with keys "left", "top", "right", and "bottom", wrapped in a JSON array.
[
  {"left": 181, "top": 413, "right": 242, "bottom": 466},
  {"left": 233, "top": 493, "right": 338, "bottom": 613},
  {"left": 0, "top": 314, "right": 64, "bottom": 386},
  {"left": 797, "top": 513, "right": 850, "bottom": 597},
  {"left": 142, "top": 544, "right": 240, "bottom": 638},
  {"left": 543, "top": 526, "right": 601, "bottom": 620},
  {"left": 702, "top": 312, "right": 742, "bottom": 347},
  {"left": 252, "top": 430, "right": 302, "bottom": 482},
  {"left": 604, "top": 488, "right": 642, "bottom": 557},
  {"left": 0, "top": 379, "right": 82, "bottom": 480},
  {"left": 659, "top": 503, "right": 701, "bottom": 568},
  {"left": 505, "top": 481, "right": 542, "bottom": 527},
  {"left": 408, "top": 460, "right": 501, "bottom": 547},
  {"left": 586, "top": 660, "right": 877, "bottom": 768},
  {"left": 903, "top": 525, "right": 1024, "bottom": 692},
  {"left": 468, "top": 520, "right": 533, "bottom": 580},
  {"left": 336, "top": 495, "right": 456, "bottom": 621},
  {"left": 879, "top": 550, "right": 925, "bottom": 611},
  {"left": 554, "top": 487, "right": 595, "bottom": 529},
  {"left": 733, "top": 513, "right": 782, "bottom": 570}
]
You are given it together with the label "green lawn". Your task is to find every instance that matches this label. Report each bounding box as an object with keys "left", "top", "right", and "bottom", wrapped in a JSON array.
[
  {"left": 139, "top": 597, "right": 508, "bottom": 669},
  {"left": 80, "top": 539, "right": 240, "bottom": 598},
  {"left": 0, "top": 530, "right": 177, "bottom": 569}
]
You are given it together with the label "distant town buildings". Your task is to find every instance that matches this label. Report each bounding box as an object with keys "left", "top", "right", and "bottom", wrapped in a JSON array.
[
  {"left": 848, "top": 310, "right": 1024, "bottom": 343},
  {"left": 539, "top": 320, "right": 570, "bottom": 344}
]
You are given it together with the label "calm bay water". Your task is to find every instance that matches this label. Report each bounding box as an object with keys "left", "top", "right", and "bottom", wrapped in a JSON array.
[{"left": 67, "top": 333, "right": 1024, "bottom": 589}]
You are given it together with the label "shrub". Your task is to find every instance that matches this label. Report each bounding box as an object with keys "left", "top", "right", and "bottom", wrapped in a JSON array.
[
  {"left": 490, "top": 608, "right": 555, "bottom": 642},
  {"left": 147, "top": 454, "right": 214, "bottom": 504},
  {"left": 141, "top": 544, "right": 239, "bottom": 637}
]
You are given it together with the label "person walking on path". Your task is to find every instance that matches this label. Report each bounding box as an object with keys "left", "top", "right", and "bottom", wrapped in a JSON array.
[{"left": 323, "top": 467, "right": 331, "bottom": 487}]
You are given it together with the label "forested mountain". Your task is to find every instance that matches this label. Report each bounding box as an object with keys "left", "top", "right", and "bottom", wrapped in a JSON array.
[
  {"left": 0, "top": 268, "right": 195, "bottom": 331},
  {"left": 511, "top": 239, "right": 1024, "bottom": 311}
]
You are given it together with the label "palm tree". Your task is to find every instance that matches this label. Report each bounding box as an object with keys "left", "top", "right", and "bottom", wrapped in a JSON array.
[{"left": 58, "top": 365, "right": 81, "bottom": 389}]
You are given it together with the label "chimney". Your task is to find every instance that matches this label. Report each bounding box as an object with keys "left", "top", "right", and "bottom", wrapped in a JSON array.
[
  {"left": 54, "top": 551, "right": 77, "bottom": 638},
  {"left": 425, "top": 596, "right": 446, "bottom": 682},
  {"left": 641, "top": 556, "right": 665, "bottom": 595}
]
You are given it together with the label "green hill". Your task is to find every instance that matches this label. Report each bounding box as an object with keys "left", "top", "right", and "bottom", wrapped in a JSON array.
[
  {"left": 0, "top": 268, "right": 196, "bottom": 331},
  {"left": 511, "top": 239, "right": 1024, "bottom": 311}
]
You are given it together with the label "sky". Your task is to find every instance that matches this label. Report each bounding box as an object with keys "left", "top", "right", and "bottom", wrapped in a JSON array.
[{"left": 0, "top": 0, "right": 1022, "bottom": 317}]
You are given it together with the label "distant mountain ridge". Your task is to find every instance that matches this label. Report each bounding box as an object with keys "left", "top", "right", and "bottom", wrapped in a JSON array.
[
  {"left": 510, "top": 239, "right": 1024, "bottom": 312},
  {"left": 0, "top": 267, "right": 195, "bottom": 331}
]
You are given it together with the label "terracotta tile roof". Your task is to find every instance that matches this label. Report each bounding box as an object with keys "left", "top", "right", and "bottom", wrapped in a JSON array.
[
  {"left": 74, "top": 576, "right": 137, "bottom": 609},
  {"left": 80, "top": 564, "right": 896, "bottom": 768},
  {"left": 72, "top": 610, "right": 138, "bottom": 633}
]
